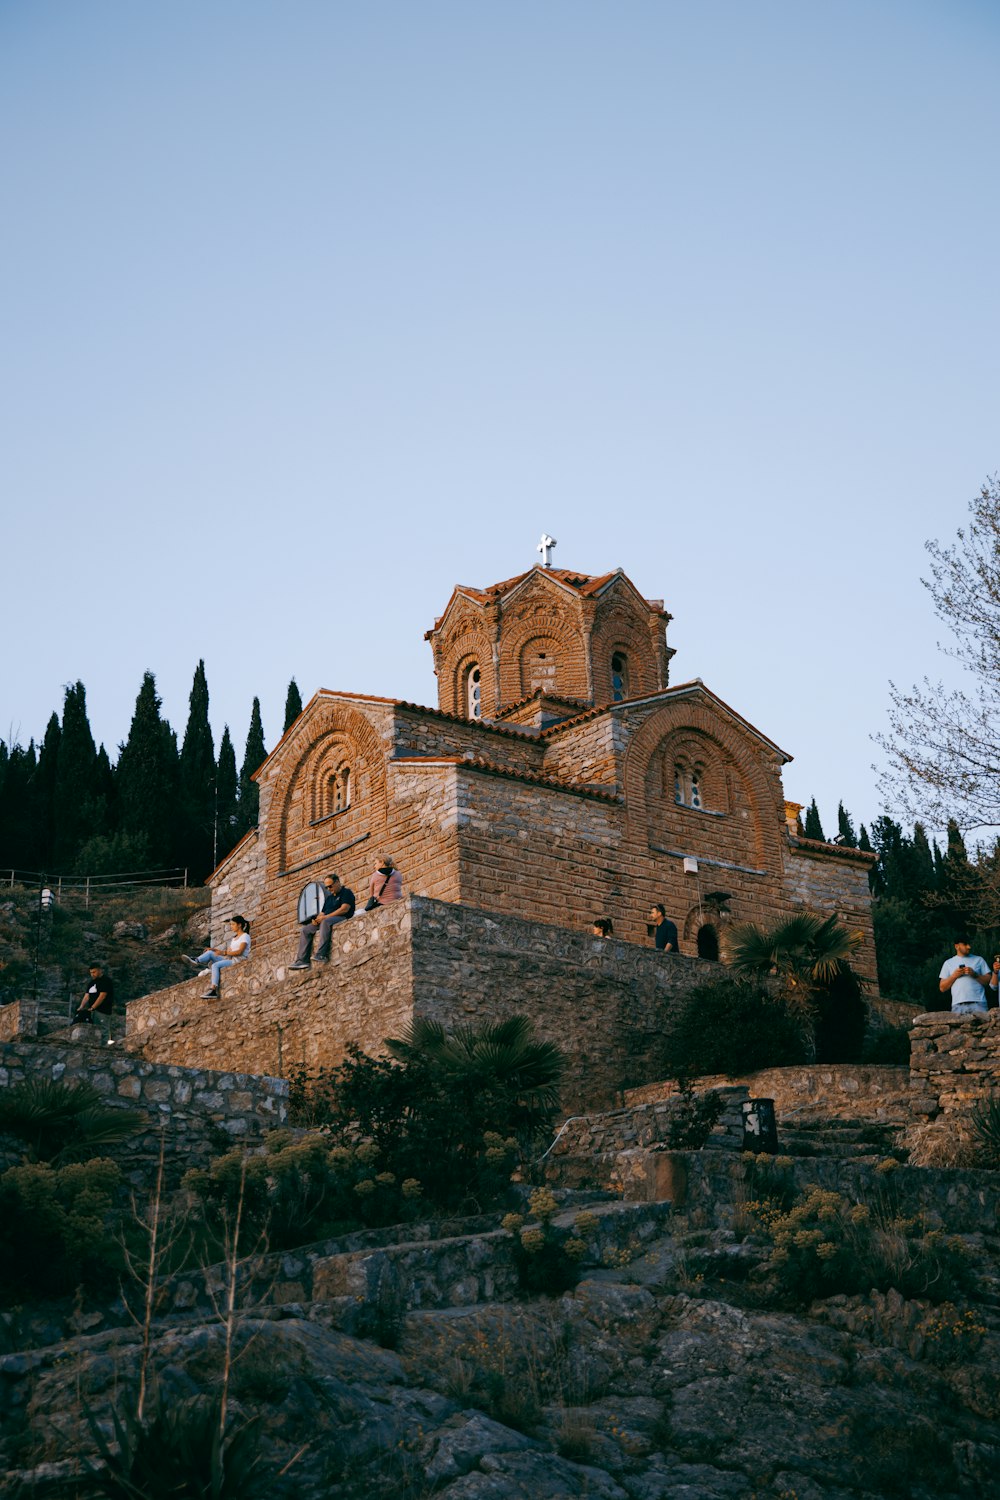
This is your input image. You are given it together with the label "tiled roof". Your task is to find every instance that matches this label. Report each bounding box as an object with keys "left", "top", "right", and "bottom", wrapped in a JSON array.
[
  {"left": 788, "top": 834, "right": 876, "bottom": 863},
  {"left": 538, "top": 680, "right": 792, "bottom": 760}
]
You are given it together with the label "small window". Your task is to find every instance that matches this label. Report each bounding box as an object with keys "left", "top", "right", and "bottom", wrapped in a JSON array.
[
  {"left": 674, "top": 760, "right": 706, "bottom": 810},
  {"left": 297, "top": 880, "right": 326, "bottom": 924},
  {"left": 611, "top": 652, "right": 628, "bottom": 702},
  {"left": 326, "top": 765, "right": 351, "bottom": 815},
  {"left": 465, "top": 664, "right": 482, "bottom": 719}
]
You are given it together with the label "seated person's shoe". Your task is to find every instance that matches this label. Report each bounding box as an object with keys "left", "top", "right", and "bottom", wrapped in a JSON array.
[
  {"left": 288, "top": 962, "right": 311, "bottom": 970},
  {"left": 202, "top": 987, "right": 218, "bottom": 998},
  {"left": 182, "top": 955, "right": 202, "bottom": 968}
]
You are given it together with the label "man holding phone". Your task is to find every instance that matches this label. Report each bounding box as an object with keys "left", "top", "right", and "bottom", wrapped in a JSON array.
[{"left": 939, "top": 937, "right": 991, "bottom": 1014}]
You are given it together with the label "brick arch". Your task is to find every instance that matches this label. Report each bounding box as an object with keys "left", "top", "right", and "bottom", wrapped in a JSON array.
[
  {"left": 591, "top": 609, "right": 659, "bottom": 703},
  {"left": 439, "top": 628, "right": 494, "bottom": 717},
  {"left": 270, "top": 703, "right": 388, "bottom": 878},
  {"left": 499, "top": 610, "right": 588, "bottom": 702},
  {"left": 655, "top": 730, "right": 730, "bottom": 814},
  {"left": 624, "top": 701, "right": 784, "bottom": 875}
]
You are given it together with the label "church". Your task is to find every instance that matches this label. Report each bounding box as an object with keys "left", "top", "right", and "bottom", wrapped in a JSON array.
[{"left": 209, "top": 552, "right": 877, "bottom": 985}]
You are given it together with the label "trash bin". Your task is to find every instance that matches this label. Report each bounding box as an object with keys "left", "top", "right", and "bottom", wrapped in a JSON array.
[{"left": 741, "top": 1097, "right": 778, "bottom": 1154}]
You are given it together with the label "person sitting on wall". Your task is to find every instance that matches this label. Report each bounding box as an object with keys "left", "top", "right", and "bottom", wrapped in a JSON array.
[
  {"left": 72, "top": 963, "right": 115, "bottom": 1042},
  {"left": 591, "top": 917, "right": 614, "bottom": 938},
  {"left": 184, "top": 915, "right": 251, "bottom": 999},
  {"left": 364, "top": 854, "right": 403, "bottom": 910},
  {"left": 289, "top": 873, "right": 356, "bottom": 970},
  {"left": 939, "top": 934, "right": 991, "bottom": 1015},
  {"left": 648, "top": 903, "right": 679, "bottom": 953}
]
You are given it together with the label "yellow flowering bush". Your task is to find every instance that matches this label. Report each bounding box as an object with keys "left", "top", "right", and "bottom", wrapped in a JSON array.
[{"left": 750, "top": 1184, "right": 977, "bottom": 1307}]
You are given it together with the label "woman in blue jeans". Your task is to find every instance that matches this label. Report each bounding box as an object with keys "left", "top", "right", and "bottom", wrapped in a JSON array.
[{"left": 184, "top": 915, "right": 251, "bottom": 998}]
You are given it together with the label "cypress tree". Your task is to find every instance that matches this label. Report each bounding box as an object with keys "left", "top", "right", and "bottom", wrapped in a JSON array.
[
  {"left": 0, "top": 743, "right": 39, "bottom": 871},
  {"left": 236, "top": 698, "right": 266, "bottom": 839},
  {"left": 53, "top": 682, "right": 104, "bottom": 868},
  {"left": 178, "top": 660, "right": 217, "bottom": 883},
  {"left": 115, "top": 672, "right": 179, "bottom": 869},
  {"left": 836, "top": 802, "right": 858, "bottom": 848},
  {"left": 283, "top": 678, "right": 303, "bottom": 733},
  {"left": 803, "top": 798, "right": 826, "bottom": 842},
  {"left": 34, "top": 713, "right": 62, "bottom": 868},
  {"left": 858, "top": 824, "right": 872, "bottom": 853},
  {"left": 215, "top": 726, "right": 239, "bottom": 865}
]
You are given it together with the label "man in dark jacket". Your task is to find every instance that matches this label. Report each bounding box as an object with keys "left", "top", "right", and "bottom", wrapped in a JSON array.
[{"left": 289, "top": 874, "right": 355, "bottom": 969}]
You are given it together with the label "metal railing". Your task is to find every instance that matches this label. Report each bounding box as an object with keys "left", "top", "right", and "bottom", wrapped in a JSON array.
[{"left": 3, "top": 867, "right": 190, "bottom": 907}]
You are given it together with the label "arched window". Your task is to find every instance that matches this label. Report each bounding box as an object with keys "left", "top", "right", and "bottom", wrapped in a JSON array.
[
  {"left": 297, "top": 880, "right": 326, "bottom": 924},
  {"left": 697, "top": 924, "right": 720, "bottom": 961},
  {"left": 326, "top": 765, "right": 351, "bottom": 815},
  {"left": 674, "top": 761, "right": 705, "bottom": 809},
  {"left": 465, "top": 664, "right": 482, "bottom": 719},
  {"left": 611, "top": 652, "right": 629, "bottom": 702}
]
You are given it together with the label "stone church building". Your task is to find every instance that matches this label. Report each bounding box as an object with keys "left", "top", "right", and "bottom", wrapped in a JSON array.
[{"left": 210, "top": 561, "right": 877, "bottom": 982}]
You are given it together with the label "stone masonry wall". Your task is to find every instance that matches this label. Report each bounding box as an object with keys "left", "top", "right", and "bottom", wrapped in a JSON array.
[
  {"left": 407, "top": 899, "right": 728, "bottom": 1108},
  {"left": 907, "top": 1010, "right": 1000, "bottom": 1156},
  {"left": 0, "top": 1038, "right": 287, "bottom": 1184},
  {"left": 128, "top": 898, "right": 415, "bottom": 1079},
  {"left": 625, "top": 1064, "right": 913, "bottom": 1123},
  {"left": 128, "top": 896, "right": 735, "bottom": 1110},
  {"left": 783, "top": 842, "right": 879, "bottom": 990}
]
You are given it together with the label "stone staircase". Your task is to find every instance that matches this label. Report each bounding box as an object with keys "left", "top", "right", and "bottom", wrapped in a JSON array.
[{"left": 776, "top": 1114, "right": 908, "bottom": 1162}]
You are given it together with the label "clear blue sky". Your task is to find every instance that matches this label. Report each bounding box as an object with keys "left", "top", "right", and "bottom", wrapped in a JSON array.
[{"left": 2, "top": 0, "right": 998, "bottom": 838}]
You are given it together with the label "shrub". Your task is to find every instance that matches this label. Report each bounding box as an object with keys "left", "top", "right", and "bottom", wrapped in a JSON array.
[
  {"left": 0, "top": 1077, "right": 144, "bottom": 1164},
  {"left": 969, "top": 1091, "right": 1000, "bottom": 1169},
  {"left": 749, "top": 1183, "right": 976, "bottom": 1307},
  {"left": 0, "top": 1157, "right": 123, "bottom": 1300},
  {"left": 862, "top": 1025, "right": 912, "bottom": 1065},
  {"left": 183, "top": 1131, "right": 424, "bottom": 1251},
  {"left": 663, "top": 1087, "right": 724, "bottom": 1148},
  {"left": 502, "top": 1189, "right": 597, "bottom": 1298},
  {"left": 288, "top": 1016, "right": 563, "bottom": 1213},
  {"left": 87, "top": 1394, "right": 266, "bottom": 1499},
  {"left": 660, "top": 977, "right": 807, "bottom": 1079}
]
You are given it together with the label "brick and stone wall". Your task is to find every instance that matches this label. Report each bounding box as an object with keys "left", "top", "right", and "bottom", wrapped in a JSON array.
[
  {"left": 128, "top": 896, "right": 739, "bottom": 1110},
  {"left": 211, "top": 677, "right": 877, "bottom": 978}
]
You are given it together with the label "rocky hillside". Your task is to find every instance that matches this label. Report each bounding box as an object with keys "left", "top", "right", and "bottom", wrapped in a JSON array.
[
  {"left": 0, "top": 882, "right": 212, "bottom": 1022},
  {"left": 2, "top": 1143, "right": 998, "bottom": 1498}
]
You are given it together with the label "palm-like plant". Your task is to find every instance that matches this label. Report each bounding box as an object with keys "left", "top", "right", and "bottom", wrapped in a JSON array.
[
  {"left": 728, "top": 914, "right": 867, "bottom": 1062},
  {"left": 385, "top": 1014, "right": 564, "bottom": 1123},
  {"left": 0, "top": 1077, "right": 144, "bottom": 1163}
]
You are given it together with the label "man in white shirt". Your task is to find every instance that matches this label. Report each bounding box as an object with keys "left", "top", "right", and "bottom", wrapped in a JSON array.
[{"left": 939, "top": 937, "right": 991, "bottom": 1014}]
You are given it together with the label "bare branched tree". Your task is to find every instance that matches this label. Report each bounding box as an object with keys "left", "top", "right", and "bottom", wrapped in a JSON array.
[{"left": 878, "top": 476, "right": 1000, "bottom": 835}]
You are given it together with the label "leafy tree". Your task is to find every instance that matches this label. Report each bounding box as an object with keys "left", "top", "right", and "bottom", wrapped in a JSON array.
[
  {"left": 115, "top": 673, "right": 180, "bottom": 869},
  {"left": 283, "top": 678, "right": 303, "bottom": 733},
  {"left": 660, "top": 976, "right": 807, "bottom": 1078},
  {"left": 235, "top": 698, "right": 266, "bottom": 840},
  {"left": 215, "top": 726, "right": 239, "bottom": 864},
  {"left": 880, "top": 475, "right": 1000, "bottom": 836},
  {"left": 803, "top": 798, "right": 826, "bottom": 842},
  {"left": 178, "top": 660, "right": 216, "bottom": 883}
]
